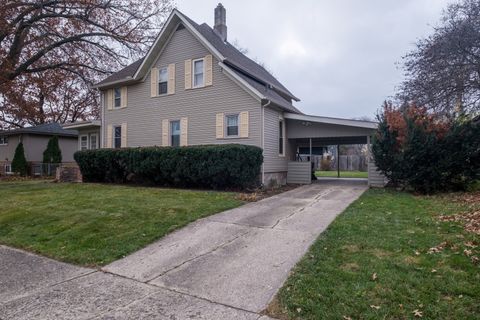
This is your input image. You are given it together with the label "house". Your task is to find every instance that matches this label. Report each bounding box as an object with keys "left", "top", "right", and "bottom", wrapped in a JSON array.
[
  {"left": 91, "top": 4, "right": 383, "bottom": 186},
  {"left": 0, "top": 123, "right": 78, "bottom": 175},
  {"left": 62, "top": 120, "right": 101, "bottom": 151}
]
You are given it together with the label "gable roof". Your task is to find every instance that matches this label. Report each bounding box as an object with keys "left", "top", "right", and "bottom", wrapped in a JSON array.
[
  {"left": 94, "top": 9, "right": 301, "bottom": 113},
  {"left": 0, "top": 123, "right": 78, "bottom": 137}
]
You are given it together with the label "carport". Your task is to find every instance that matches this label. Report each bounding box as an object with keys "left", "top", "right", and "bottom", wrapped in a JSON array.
[{"left": 284, "top": 113, "right": 386, "bottom": 187}]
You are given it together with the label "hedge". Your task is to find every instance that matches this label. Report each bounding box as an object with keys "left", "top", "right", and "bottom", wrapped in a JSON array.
[{"left": 74, "top": 144, "right": 263, "bottom": 189}]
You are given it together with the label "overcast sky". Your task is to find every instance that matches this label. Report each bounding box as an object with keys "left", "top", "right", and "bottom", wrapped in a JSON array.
[{"left": 175, "top": 0, "right": 454, "bottom": 119}]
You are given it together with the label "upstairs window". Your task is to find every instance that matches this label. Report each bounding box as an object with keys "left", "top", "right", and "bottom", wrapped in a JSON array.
[
  {"left": 170, "top": 120, "right": 180, "bottom": 147},
  {"left": 114, "top": 88, "right": 121, "bottom": 108},
  {"left": 90, "top": 134, "right": 98, "bottom": 150},
  {"left": 0, "top": 135, "right": 8, "bottom": 145},
  {"left": 193, "top": 59, "right": 204, "bottom": 87},
  {"left": 114, "top": 126, "right": 122, "bottom": 148},
  {"left": 226, "top": 114, "right": 239, "bottom": 136},
  {"left": 158, "top": 67, "right": 168, "bottom": 95},
  {"left": 279, "top": 120, "right": 285, "bottom": 156}
]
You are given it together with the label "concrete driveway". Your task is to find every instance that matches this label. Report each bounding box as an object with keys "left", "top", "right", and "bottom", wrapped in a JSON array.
[{"left": 0, "top": 180, "right": 367, "bottom": 319}]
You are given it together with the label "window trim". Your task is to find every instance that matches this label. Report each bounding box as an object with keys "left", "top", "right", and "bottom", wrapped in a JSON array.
[
  {"left": 192, "top": 58, "right": 205, "bottom": 88},
  {"left": 158, "top": 66, "right": 168, "bottom": 95},
  {"left": 80, "top": 134, "right": 89, "bottom": 151},
  {"left": 0, "top": 135, "right": 8, "bottom": 145},
  {"left": 90, "top": 133, "right": 98, "bottom": 150},
  {"left": 4, "top": 163, "right": 12, "bottom": 175},
  {"left": 170, "top": 120, "right": 181, "bottom": 147},
  {"left": 113, "top": 87, "right": 122, "bottom": 108},
  {"left": 225, "top": 114, "right": 239, "bottom": 137},
  {"left": 113, "top": 125, "right": 122, "bottom": 148},
  {"left": 279, "top": 119, "right": 285, "bottom": 157}
]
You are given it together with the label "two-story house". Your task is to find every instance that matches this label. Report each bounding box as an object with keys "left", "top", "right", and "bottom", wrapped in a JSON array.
[{"left": 91, "top": 4, "right": 382, "bottom": 186}]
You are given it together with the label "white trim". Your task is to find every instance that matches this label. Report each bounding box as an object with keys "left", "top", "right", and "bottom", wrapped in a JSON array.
[
  {"left": 284, "top": 113, "right": 378, "bottom": 129},
  {"left": 63, "top": 120, "right": 101, "bottom": 130},
  {"left": 279, "top": 118, "right": 286, "bottom": 157},
  {"left": 225, "top": 113, "right": 239, "bottom": 137},
  {"left": 192, "top": 58, "right": 205, "bottom": 88},
  {"left": 219, "top": 62, "right": 265, "bottom": 102},
  {"left": 79, "top": 134, "right": 89, "bottom": 151}
]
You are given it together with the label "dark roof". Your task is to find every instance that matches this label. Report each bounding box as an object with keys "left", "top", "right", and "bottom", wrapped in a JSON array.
[
  {"left": 95, "top": 10, "right": 301, "bottom": 113},
  {"left": 0, "top": 123, "right": 78, "bottom": 137},
  {"left": 96, "top": 58, "right": 144, "bottom": 86}
]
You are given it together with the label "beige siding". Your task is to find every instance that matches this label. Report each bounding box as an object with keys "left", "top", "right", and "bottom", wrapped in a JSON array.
[
  {"left": 263, "top": 107, "right": 289, "bottom": 173},
  {"left": 102, "top": 27, "right": 261, "bottom": 149},
  {"left": 23, "top": 135, "right": 77, "bottom": 162},
  {"left": 0, "top": 134, "right": 21, "bottom": 162},
  {"left": 287, "top": 162, "right": 311, "bottom": 184}
]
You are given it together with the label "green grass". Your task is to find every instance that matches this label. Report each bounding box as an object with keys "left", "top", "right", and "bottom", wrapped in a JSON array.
[
  {"left": 0, "top": 181, "right": 242, "bottom": 266},
  {"left": 274, "top": 189, "right": 480, "bottom": 320},
  {"left": 315, "top": 170, "right": 368, "bottom": 178}
]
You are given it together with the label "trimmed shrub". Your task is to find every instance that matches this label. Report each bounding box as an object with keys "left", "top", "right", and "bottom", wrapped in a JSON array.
[
  {"left": 372, "top": 102, "right": 480, "bottom": 193},
  {"left": 11, "top": 142, "right": 28, "bottom": 176},
  {"left": 43, "top": 135, "right": 62, "bottom": 164},
  {"left": 74, "top": 144, "right": 263, "bottom": 189}
]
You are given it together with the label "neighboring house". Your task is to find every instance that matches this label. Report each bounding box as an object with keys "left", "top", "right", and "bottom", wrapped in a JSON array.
[
  {"left": 63, "top": 120, "right": 101, "bottom": 151},
  {"left": 91, "top": 4, "right": 382, "bottom": 186},
  {"left": 0, "top": 123, "right": 78, "bottom": 175}
]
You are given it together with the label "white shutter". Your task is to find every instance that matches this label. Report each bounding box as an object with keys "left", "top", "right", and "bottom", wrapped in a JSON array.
[
  {"left": 184, "top": 59, "right": 192, "bottom": 89},
  {"left": 168, "top": 63, "right": 175, "bottom": 95},
  {"left": 121, "top": 123, "right": 127, "bottom": 147},
  {"left": 106, "top": 124, "right": 113, "bottom": 148},
  {"left": 205, "top": 54, "right": 213, "bottom": 86},
  {"left": 151, "top": 67, "right": 158, "bottom": 97},
  {"left": 216, "top": 113, "right": 224, "bottom": 139},
  {"left": 239, "top": 111, "right": 249, "bottom": 138},
  {"left": 180, "top": 117, "right": 188, "bottom": 146},
  {"left": 162, "top": 119, "right": 169, "bottom": 146},
  {"left": 121, "top": 87, "right": 127, "bottom": 108}
]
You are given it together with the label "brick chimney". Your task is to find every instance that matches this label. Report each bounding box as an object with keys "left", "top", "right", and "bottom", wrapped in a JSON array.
[{"left": 214, "top": 3, "right": 227, "bottom": 42}]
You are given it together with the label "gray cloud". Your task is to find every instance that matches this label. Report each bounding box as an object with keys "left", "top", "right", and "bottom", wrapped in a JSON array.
[{"left": 175, "top": 0, "right": 452, "bottom": 118}]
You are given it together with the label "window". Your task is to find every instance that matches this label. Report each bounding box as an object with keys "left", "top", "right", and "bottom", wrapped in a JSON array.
[
  {"left": 279, "top": 120, "right": 285, "bottom": 155},
  {"left": 90, "top": 134, "right": 98, "bottom": 150},
  {"left": 170, "top": 120, "right": 180, "bottom": 147},
  {"left": 226, "top": 114, "right": 239, "bottom": 136},
  {"left": 158, "top": 67, "right": 168, "bottom": 95},
  {"left": 4, "top": 164, "right": 12, "bottom": 174},
  {"left": 114, "top": 126, "right": 122, "bottom": 148},
  {"left": 114, "top": 88, "right": 121, "bottom": 108},
  {"left": 193, "top": 59, "right": 204, "bottom": 87},
  {"left": 80, "top": 135, "right": 88, "bottom": 151},
  {"left": 0, "top": 135, "right": 8, "bottom": 145}
]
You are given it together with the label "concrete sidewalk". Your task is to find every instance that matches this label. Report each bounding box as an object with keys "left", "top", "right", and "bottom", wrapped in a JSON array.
[{"left": 0, "top": 181, "right": 366, "bottom": 319}]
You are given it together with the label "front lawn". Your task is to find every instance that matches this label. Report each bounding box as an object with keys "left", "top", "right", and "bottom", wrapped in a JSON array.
[
  {"left": 315, "top": 170, "right": 368, "bottom": 179},
  {"left": 271, "top": 189, "right": 480, "bottom": 319},
  {"left": 0, "top": 181, "right": 242, "bottom": 266}
]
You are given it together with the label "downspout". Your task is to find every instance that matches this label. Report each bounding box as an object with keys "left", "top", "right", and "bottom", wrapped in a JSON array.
[
  {"left": 261, "top": 99, "right": 271, "bottom": 185},
  {"left": 99, "top": 88, "right": 104, "bottom": 148}
]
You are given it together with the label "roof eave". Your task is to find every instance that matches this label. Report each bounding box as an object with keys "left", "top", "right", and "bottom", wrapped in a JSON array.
[{"left": 284, "top": 113, "right": 378, "bottom": 129}]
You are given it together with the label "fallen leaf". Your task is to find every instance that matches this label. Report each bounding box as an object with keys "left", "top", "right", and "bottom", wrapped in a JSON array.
[
  {"left": 464, "top": 241, "right": 478, "bottom": 248},
  {"left": 296, "top": 308, "right": 302, "bottom": 313},
  {"left": 431, "top": 269, "right": 437, "bottom": 273},
  {"left": 372, "top": 272, "right": 378, "bottom": 281},
  {"left": 370, "top": 305, "right": 380, "bottom": 310},
  {"left": 414, "top": 250, "right": 421, "bottom": 256},
  {"left": 464, "top": 249, "right": 473, "bottom": 256},
  {"left": 413, "top": 309, "right": 423, "bottom": 317},
  {"left": 343, "top": 316, "right": 352, "bottom": 320}
]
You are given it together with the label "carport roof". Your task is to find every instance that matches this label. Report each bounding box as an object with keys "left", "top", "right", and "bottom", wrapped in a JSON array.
[{"left": 284, "top": 113, "right": 377, "bottom": 129}]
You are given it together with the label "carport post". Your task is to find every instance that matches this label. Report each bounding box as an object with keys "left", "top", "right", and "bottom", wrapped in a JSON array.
[
  {"left": 309, "top": 138, "right": 312, "bottom": 161},
  {"left": 337, "top": 144, "right": 340, "bottom": 178}
]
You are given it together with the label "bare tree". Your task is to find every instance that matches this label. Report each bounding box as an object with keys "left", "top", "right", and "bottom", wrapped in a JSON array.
[
  {"left": 0, "top": 0, "right": 173, "bottom": 128},
  {"left": 399, "top": 0, "right": 480, "bottom": 116}
]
